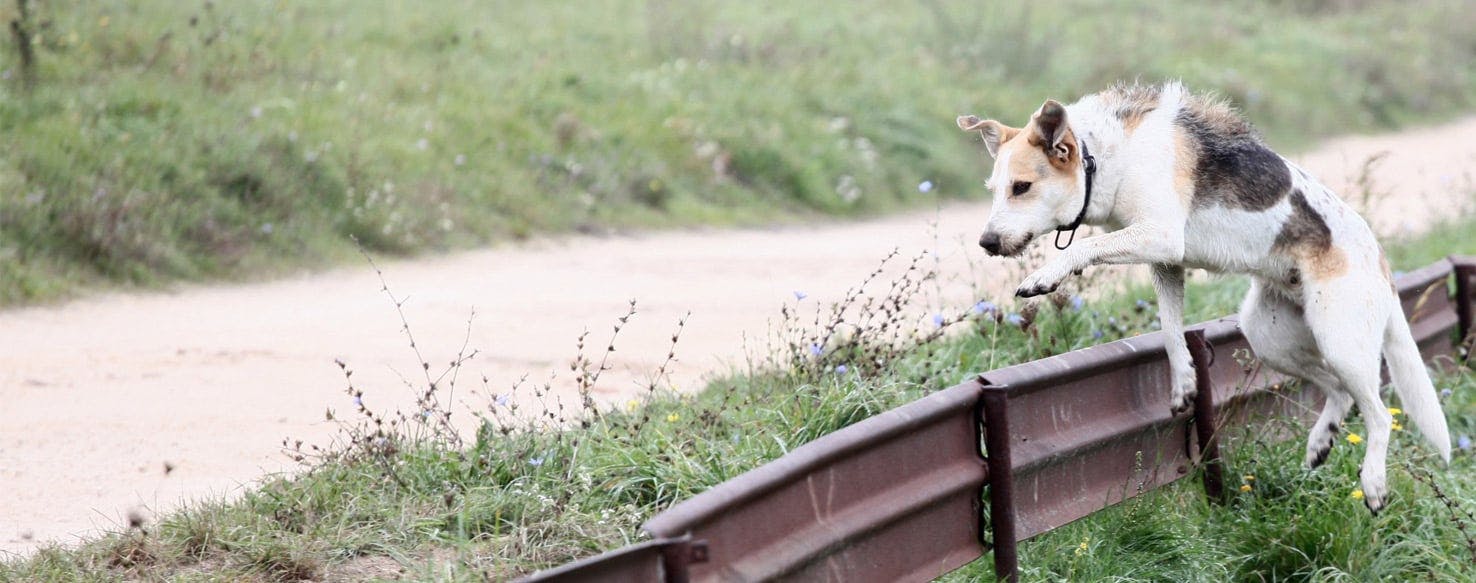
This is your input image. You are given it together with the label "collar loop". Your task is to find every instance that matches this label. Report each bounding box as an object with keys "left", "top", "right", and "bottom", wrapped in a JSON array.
[{"left": 1054, "top": 140, "right": 1096, "bottom": 250}]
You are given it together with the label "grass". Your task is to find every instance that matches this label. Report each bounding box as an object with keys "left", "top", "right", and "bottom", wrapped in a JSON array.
[
  {"left": 4, "top": 0, "right": 1476, "bottom": 304},
  {"left": 4, "top": 206, "right": 1476, "bottom": 581}
]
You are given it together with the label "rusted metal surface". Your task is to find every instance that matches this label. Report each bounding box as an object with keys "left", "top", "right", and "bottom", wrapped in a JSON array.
[
  {"left": 517, "top": 538, "right": 673, "bottom": 583},
  {"left": 524, "top": 257, "right": 1474, "bottom": 583},
  {"left": 1452, "top": 256, "right": 1476, "bottom": 345},
  {"left": 1186, "top": 330, "right": 1227, "bottom": 505},
  {"left": 642, "top": 379, "right": 987, "bottom": 582}
]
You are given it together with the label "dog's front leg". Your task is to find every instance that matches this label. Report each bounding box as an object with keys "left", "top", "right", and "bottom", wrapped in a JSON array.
[
  {"left": 1015, "top": 223, "right": 1183, "bottom": 297},
  {"left": 1151, "top": 264, "right": 1195, "bottom": 415}
]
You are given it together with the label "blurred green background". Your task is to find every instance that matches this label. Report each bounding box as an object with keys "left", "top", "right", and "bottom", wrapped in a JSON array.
[{"left": 2, "top": 0, "right": 1474, "bottom": 304}]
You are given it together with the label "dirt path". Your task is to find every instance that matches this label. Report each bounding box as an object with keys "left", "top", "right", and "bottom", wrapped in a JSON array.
[{"left": 3, "top": 118, "right": 1475, "bottom": 556}]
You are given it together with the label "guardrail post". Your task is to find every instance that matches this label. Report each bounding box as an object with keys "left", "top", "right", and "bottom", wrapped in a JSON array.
[
  {"left": 981, "top": 389, "right": 1018, "bottom": 582},
  {"left": 1185, "top": 330, "right": 1227, "bottom": 505},
  {"left": 1452, "top": 256, "right": 1475, "bottom": 346}
]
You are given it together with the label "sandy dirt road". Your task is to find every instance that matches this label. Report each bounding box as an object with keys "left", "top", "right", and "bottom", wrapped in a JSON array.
[{"left": 3, "top": 117, "right": 1475, "bottom": 556}]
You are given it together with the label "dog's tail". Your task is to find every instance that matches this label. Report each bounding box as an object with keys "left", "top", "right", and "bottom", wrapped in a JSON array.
[{"left": 1383, "top": 306, "right": 1452, "bottom": 463}]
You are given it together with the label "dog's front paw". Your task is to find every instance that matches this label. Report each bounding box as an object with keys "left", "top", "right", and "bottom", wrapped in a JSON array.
[
  {"left": 1361, "top": 466, "right": 1388, "bottom": 515},
  {"left": 1015, "top": 266, "right": 1068, "bottom": 298},
  {"left": 1169, "top": 366, "right": 1197, "bottom": 416}
]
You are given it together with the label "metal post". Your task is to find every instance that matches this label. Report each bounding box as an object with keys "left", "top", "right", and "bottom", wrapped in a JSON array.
[
  {"left": 981, "top": 389, "right": 1018, "bottom": 582},
  {"left": 1185, "top": 330, "right": 1227, "bottom": 505},
  {"left": 1452, "top": 257, "right": 1475, "bottom": 346}
]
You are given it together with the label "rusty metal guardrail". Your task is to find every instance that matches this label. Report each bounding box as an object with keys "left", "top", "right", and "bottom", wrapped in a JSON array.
[{"left": 520, "top": 256, "right": 1474, "bottom": 582}]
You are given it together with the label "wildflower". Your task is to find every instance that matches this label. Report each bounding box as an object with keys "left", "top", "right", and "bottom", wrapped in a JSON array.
[
  {"left": 1239, "top": 484, "right": 1252, "bottom": 493},
  {"left": 1107, "top": 316, "right": 1117, "bottom": 325},
  {"left": 1005, "top": 313, "right": 1025, "bottom": 327},
  {"left": 260, "top": 222, "right": 274, "bottom": 235},
  {"left": 666, "top": 413, "right": 680, "bottom": 423},
  {"left": 1460, "top": 435, "right": 1472, "bottom": 450},
  {"left": 529, "top": 456, "right": 545, "bottom": 467},
  {"left": 835, "top": 364, "right": 849, "bottom": 374},
  {"left": 454, "top": 154, "right": 467, "bottom": 166},
  {"left": 1391, "top": 421, "right": 1403, "bottom": 431},
  {"left": 1350, "top": 489, "right": 1364, "bottom": 500},
  {"left": 626, "top": 399, "right": 639, "bottom": 412},
  {"left": 352, "top": 395, "right": 363, "bottom": 407},
  {"left": 972, "top": 300, "right": 997, "bottom": 315},
  {"left": 1388, "top": 407, "right": 1402, "bottom": 416},
  {"left": 249, "top": 106, "right": 263, "bottom": 119},
  {"left": 1346, "top": 433, "right": 1363, "bottom": 445},
  {"left": 1135, "top": 299, "right": 1150, "bottom": 310},
  {"left": 793, "top": 290, "right": 808, "bottom": 301},
  {"left": 1243, "top": 474, "right": 1255, "bottom": 482},
  {"left": 415, "top": 138, "right": 429, "bottom": 151},
  {"left": 1441, "top": 388, "right": 1453, "bottom": 399},
  {"left": 1070, "top": 295, "right": 1085, "bottom": 311},
  {"left": 1091, "top": 329, "right": 1104, "bottom": 340},
  {"left": 494, "top": 393, "right": 511, "bottom": 407},
  {"left": 918, "top": 180, "right": 934, "bottom": 193},
  {"left": 809, "top": 343, "right": 823, "bottom": 357},
  {"left": 932, "top": 313, "right": 946, "bottom": 327},
  {"left": 1074, "top": 538, "right": 1089, "bottom": 556}
]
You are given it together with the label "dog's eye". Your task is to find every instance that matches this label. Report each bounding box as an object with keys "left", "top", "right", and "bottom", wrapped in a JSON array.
[{"left": 1011, "top": 181, "right": 1032, "bottom": 196}]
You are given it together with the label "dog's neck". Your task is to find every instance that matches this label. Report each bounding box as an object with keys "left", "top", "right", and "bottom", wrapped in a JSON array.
[{"left": 1068, "top": 106, "right": 1130, "bottom": 229}]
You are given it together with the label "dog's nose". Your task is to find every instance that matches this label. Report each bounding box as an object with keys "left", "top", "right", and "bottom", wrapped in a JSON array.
[{"left": 979, "top": 231, "right": 1002, "bottom": 255}]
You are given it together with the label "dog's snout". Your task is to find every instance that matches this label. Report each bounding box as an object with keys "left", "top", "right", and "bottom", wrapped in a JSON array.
[{"left": 979, "top": 231, "right": 1002, "bottom": 255}]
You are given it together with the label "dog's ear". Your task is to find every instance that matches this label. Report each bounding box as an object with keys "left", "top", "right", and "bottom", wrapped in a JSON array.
[
  {"left": 957, "top": 115, "right": 1017, "bottom": 158},
  {"left": 1030, "top": 99, "right": 1071, "bottom": 161}
]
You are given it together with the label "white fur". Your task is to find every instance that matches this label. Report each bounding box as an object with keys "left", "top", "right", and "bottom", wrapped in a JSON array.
[{"left": 968, "top": 82, "right": 1451, "bottom": 513}]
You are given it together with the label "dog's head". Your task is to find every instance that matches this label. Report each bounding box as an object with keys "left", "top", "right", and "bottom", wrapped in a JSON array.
[{"left": 957, "top": 99, "right": 1086, "bottom": 257}]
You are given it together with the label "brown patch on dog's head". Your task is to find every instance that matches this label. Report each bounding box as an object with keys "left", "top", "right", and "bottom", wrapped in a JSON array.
[{"left": 1274, "top": 190, "right": 1347, "bottom": 280}]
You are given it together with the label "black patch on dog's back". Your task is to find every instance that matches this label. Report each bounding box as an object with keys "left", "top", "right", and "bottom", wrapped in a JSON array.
[
  {"left": 1273, "top": 190, "right": 1333, "bottom": 253},
  {"left": 1177, "top": 107, "right": 1292, "bottom": 211}
]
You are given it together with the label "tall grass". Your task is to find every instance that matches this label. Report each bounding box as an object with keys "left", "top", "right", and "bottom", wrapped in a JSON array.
[{"left": 3, "top": 0, "right": 1476, "bottom": 304}]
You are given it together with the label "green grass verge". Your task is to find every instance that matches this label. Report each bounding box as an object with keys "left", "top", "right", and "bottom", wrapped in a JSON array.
[
  {"left": 5, "top": 214, "right": 1476, "bottom": 581},
  {"left": 3, "top": 0, "right": 1476, "bottom": 304}
]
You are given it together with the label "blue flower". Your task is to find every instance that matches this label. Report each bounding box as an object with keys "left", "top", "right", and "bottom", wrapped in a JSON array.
[
  {"left": 918, "top": 180, "right": 934, "bottom": 193},
  {"left": 353, "top": 395, "right": 363, "bottom": 407},
  {"left": 835, "top": 364, "right": 849, "bottom": 374},
  {"left": 494, "top": 393, "right": 511, "bottom": 407},
  {"left": 1005, "top": 313, "right": 1025, "bottom": 326},
  {"left": 1070, "top": 295, "right": 1085, "bottom": 311},
  {"left": 1460, "top": 435, "right": 1472, "bottom": 451},
  {"left": 793, "top": 291, "right": 808, "bottom": 301},
  {"left": 1135, "top": 299, "right": 1150, "bottom": 310},
  {"left": 809, "top": 343, "right": 823, "bottom": 356},
  {"left": 1092, "top": 329, "right": 1104, "bottom": 339},
  {"left": 972, "top": 300, "right": 998, "bottom": 315},
  {"left": 932, "top": 313, "right": 946, "bottom": 327},
  {"left": 1441, "top": 388, "right": 1453, "bottom": 399},
  {"left": 1108, "top": 316, "right": 1118, "bottom": 325},
  {"left": 529, "top": 456, "right": 546, "bottom": 467}
]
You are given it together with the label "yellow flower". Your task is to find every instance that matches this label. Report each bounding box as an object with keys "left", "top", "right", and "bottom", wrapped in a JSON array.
[
  {"left": 1351, "top": 489, "right": 1365, "bottom": 500},
  {"left": 666, "top": 413, "right": 680, "bottom": 423},
  {"left": 1346, "top": 433, "right": 1363, "bottom": 445},
  {"left": 1239, "top": 484, "right": 1252, "bottom": 493},
  {"left": 1392, "top": 422, "right": 1404, "bottom": 431},
  {"left": 626, "top": 399, "right": 639, "bottom": 412},
  {"left": 1388, "top": 407, "right": 1402, "bottom": 416},
  {"left": 1243, "top": 474, "right": 1256, "bottom": 482}
]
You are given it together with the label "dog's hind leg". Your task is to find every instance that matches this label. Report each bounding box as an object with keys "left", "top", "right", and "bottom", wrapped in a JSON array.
[
  {"left": 1302, "top": 277, "right": 1395, "bottom": 513},
  {"left": 1239, "top": 279, "right": 1352, "bottom": 469}
]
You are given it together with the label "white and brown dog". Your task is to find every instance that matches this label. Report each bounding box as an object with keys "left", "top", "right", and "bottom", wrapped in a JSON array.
[{"left": 957, "top": 82, "right": 1449, "bottom": 512}]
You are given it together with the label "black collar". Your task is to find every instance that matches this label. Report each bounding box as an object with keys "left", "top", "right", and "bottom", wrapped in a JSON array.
[{"left": 1053, "top": 139, "right": 1096, "bottom": 250}]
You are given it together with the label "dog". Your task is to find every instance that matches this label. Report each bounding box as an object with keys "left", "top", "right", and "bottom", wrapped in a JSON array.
[{"left": 956, "top": 81, "right": 1450, "bottom": 513}]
